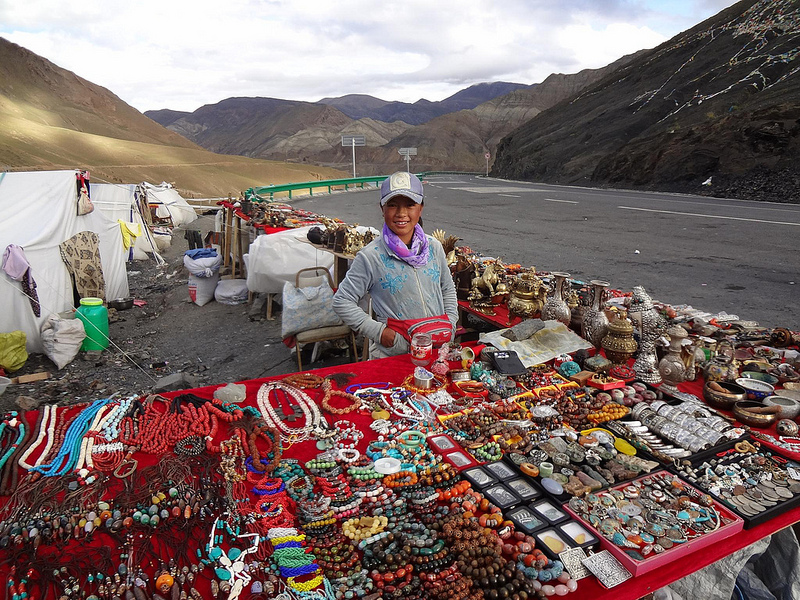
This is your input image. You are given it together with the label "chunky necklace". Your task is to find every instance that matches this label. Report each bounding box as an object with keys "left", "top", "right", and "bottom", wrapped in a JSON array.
[
  {"left": 257, "top": 382, "right": 323, "bottom": 443},
  {"left": 30, "top": 397, "right": 112, "bottom": 477}
]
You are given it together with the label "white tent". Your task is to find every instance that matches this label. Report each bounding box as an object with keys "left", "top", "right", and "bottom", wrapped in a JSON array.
[
  {"left": 89, "top": 182, "right": 165, "bottom": 263},
  {"left": 0, "top": 170, "right": 129, "bottom": 353},
  {"left": 142, "top": 182, "right": 197, "bottom": 228}
]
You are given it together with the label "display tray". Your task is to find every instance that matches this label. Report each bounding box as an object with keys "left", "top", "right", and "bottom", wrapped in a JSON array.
[
  {"left": 483, "top": 483, "right": 523, "bottom": 510},
  {"left": 501, "top": 445, "right": 662, "bottom": 506},
  {"left": 604, "top": 418, "right": 746, "bottom": 468},
  {"left": 461, "top": 465, "right": 498, "bottom": 489},
  {"left": 506, "top": 504, "right": 548, "bottom": 535},
  {"left": 667, "top": 446, "right": 800, "bottom": 529},
  {"left": 562, "top": 470, "right": 744, "bottom": 577}
]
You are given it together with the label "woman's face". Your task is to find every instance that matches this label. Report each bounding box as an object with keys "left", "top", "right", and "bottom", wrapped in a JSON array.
[{"left": 382, "top": 196, "right": 423, "bottom": 244}]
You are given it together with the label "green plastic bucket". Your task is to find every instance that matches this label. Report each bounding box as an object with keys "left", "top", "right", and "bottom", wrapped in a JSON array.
[{"left": 75, "top": 297, "right": 109, "bottom": 351}]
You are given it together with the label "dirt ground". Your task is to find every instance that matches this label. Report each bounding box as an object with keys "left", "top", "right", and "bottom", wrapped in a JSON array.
[{"left": 1, "top": 213, "right": 358, "bottom": 413}]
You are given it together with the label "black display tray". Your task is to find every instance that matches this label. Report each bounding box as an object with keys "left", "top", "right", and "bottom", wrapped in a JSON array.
[
  {"left": 483, "top": 483, "right": 523, "bottom": 510},
  {"left": 667, "top": 446, "right": 800, "bottom": 529},
  {"left": 506, "top": 504, "right": 548, "bottom": 535},
  {"left": 501, "top": 445, "right": 661, "bottom": 505},
  {"left": 461, "top": 465, "right": 498, "bottom": 490},
  {"left": 605, "top": 418, "right": 746, "bottom": 468}
]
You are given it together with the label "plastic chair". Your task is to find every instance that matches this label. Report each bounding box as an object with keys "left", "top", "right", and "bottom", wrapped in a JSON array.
[{"left": 293, "top": 267, "right": 359, "bottom": 370}]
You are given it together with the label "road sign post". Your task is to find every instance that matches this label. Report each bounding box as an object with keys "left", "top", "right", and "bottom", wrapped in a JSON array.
[
  {"left": 485, "top": 152, "right": 491, "bottom": 177},
  {"left": 341, "top": 135, "right": 366, "bottom": 178},
  {"left": 398, "top": 147, "right": 418, "bottom": 172}
]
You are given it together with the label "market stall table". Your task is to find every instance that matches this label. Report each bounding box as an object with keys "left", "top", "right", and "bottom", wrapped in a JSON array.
[
  {"left": 458, "top": 299, "right": 523, "bottom": 332},
  {"left": 2, "top": 352, "right": 799, "bottom": 600},
  {"left": 167, "top": 356, "right": 800, "bottom": 600}
]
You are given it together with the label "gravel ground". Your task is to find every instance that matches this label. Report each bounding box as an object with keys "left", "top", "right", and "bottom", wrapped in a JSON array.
[{"left": 1, "top": 213, "right": 356, "bottom": 413}]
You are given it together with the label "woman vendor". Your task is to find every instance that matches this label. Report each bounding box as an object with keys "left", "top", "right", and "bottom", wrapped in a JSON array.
[{"left": 333, "top": 172, "right": 458, "bottom": 358}]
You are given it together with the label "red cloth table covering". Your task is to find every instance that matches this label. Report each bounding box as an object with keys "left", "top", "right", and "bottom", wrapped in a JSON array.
[{"left": 2, "top": 353, "right": 798, "bottom": 599}]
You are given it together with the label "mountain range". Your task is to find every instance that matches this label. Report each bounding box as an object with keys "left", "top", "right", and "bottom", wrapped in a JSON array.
[{"left": 145, "top": 59, "right": 636, "bottom": 176}]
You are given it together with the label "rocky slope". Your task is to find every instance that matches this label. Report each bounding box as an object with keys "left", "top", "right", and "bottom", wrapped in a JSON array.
[{"left": 492, "top": 0, "right": 800, "bottom": 202}]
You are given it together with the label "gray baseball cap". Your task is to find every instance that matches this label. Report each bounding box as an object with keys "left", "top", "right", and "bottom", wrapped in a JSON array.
[{"left": 380, "top": 172, "right": 424, "bottom": 206}]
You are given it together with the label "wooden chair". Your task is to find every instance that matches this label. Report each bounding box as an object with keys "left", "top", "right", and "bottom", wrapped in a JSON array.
[{"left": 293, "top": 267, "right": 359, "bottom": 370}]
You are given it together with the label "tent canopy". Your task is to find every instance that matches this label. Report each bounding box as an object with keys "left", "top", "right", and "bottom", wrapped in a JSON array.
[
  {"left": 90, "top": 182, "right": 164, "bottom": 262},
  {"left": 0, "top": 170, "right": 129, "bottom": 354}
]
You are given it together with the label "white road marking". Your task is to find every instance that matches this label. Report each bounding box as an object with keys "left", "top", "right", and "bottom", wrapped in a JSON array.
[
  {"left": 498, "top": 194, "right": 521, "bottom": 197},
  {"left": 448, "top": 186, "right": 543, "bottom": 193},
  {"left": 545, "top": 198, "right": 579, "bottom": 204},
  {"left": 618, "top": 206, "right": 800, "bottom": 226},
  {"left": 625, "top": 196, "right": 800, "bottom": 214}
]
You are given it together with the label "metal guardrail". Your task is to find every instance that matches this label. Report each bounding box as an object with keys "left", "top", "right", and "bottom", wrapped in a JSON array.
[
  {"left": 245, "top": 176, "right": 388, "bottom": 202},
  {"left": 244, "top": 172, "right": 482, "bottom": 202}
]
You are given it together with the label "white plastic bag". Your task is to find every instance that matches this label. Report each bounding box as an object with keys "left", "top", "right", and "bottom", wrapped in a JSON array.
[
  {"left": 40, "top": 314, "right": 86, "bottom": 369},
  {"left": 281, "top": 281, "right": 343, "bottom": 338},
  {"left": 183, "top": 252, "right": 222, "bottom": 277},
  {"left": 215, "top": 279, "right": 249, "bottom": 305},
  {"left": 188, "top": 273, "right": 220, "bottom": 306}
]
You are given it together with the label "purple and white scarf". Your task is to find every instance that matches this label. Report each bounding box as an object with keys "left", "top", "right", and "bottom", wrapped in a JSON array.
[{"left": 382, "top": 224, "right": 429, "bottom": 268}]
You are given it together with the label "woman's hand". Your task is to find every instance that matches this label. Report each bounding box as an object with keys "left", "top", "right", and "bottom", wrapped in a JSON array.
[{"left": 380, "top": 327, "right": 396, "bottom": 347}]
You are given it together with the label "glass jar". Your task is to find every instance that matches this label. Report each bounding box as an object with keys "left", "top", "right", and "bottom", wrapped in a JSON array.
[{"left": 410, "top": 332, "right": 433, "bottom": 367}]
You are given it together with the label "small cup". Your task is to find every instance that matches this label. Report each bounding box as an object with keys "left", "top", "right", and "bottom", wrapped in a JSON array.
[
  {"left": 461, "top": 347, "right": 476, "bottom": 369},
  {"left": 539, "top": 462, "right": 554, "bottom": 478},
  {"left": 411, "top": 332, "right": 433, "bottom": 367}
]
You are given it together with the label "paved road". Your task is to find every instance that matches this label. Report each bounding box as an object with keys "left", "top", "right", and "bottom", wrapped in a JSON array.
[{"left": 292, "top": 175, "right": 799, "bottom": 330}]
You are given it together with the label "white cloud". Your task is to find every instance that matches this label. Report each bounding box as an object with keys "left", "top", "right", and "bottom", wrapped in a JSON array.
[{"left": 0, "top": 0, "right": 738, "bottom": 112}]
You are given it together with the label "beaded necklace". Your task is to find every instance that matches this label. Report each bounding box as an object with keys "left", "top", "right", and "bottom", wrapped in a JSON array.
[
  {"left": 17, "top": 404, "right": 52, "bottom": 470},
  {"left": 0, "top": 413, "right": 25, "bottom": 473},
  {"left": 31, "top": 397, "right": 112, "bottom": 477},
  {"left": 257, "top": 382, "right": 323, "bottom": 443}
]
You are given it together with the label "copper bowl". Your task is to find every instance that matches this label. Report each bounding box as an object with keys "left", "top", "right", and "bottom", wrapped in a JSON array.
[
  {"left": 703, "top": 381, "right": 746, "bottom": 410},
  {"left": 732, "top": 401, "right": 779, "bottom": 428}
]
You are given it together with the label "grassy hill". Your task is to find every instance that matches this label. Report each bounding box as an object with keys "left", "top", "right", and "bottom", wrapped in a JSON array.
[{"left": 0, "top": 37, "right": 345, "bottom": 197}]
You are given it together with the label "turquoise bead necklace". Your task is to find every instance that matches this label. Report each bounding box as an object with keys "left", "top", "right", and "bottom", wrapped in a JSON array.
[
  {"left": 0, "top": 412, "right": 25, "bottom": 471},
  {"left": 31, "top": 396, "right": 112, "bottom": 477}
]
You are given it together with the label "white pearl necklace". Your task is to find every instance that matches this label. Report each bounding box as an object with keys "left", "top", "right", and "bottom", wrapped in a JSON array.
[
  {"left": 257, "top": 382, "right": 323, "bottom": 443},
  {"left": 18, "top": 404, "right": 52, "bottom": 470}
]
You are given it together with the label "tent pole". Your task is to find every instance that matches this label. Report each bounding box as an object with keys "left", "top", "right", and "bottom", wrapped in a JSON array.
[{"left": 223, "top": 205, "right": 233, "bottom": 268}]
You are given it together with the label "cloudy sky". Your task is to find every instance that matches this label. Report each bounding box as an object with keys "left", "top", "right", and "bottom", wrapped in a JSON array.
[{"left": 1, "top": 0, "right": 738, "bottom": 113}]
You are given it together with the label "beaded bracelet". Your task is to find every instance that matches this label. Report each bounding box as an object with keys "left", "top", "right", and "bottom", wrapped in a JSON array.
[
  {"left": 399, "top": 430, "right": 426, "bottom": 447},
  {"left": 287, "top": 573, "right": 324, "bottom": 592}
]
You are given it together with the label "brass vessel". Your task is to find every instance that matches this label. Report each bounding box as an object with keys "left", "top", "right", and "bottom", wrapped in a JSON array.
[
  {"left": 601, "top": 310, "right": 638, "bottom": 365},
  {"left": 507, "top": 270, "right": 547, "bottom": 319}
]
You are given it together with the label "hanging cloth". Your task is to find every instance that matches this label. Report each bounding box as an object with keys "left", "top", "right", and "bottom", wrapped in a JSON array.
[
  {"left": 59, "top": 231, "right": 106, "bottom": 301},
  {"left": 117, "top": 220, "right": 141, "bottom": 250},
  {"left": 1, "top": 244, "right": 41, "bottom": 317}
]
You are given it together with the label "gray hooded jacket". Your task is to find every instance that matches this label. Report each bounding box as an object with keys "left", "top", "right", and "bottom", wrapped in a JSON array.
[{"left": 332, "top": 233, "right": 458, "bottom": 358}]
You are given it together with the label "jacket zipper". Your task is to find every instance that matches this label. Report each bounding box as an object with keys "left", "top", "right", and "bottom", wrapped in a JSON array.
[{"left": 413, "top": 269, "right": 429, "bottom": 317}]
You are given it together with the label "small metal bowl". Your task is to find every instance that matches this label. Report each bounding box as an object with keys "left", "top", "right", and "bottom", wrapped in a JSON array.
[
  {"left": 735, "top": 377, "right": 775, "bottom": 401},
  {"left": 740, "top": 371, "right": 779, "bottom": 387},
  {"left": 108, "top": 297, "right": 134, "bottom": 311},
  {"left": 732, "top": 401, "right": 779, "bottom": 428},
  {"left": 703, "top": 381, "right": 746, "bottom": 410},
  {"left": 763, "top": 395, "right": 800, "bottom": 420}
]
